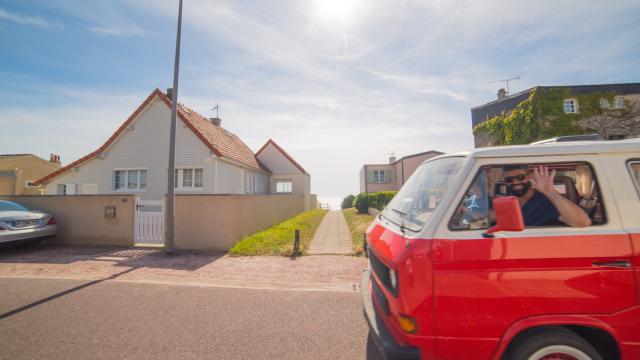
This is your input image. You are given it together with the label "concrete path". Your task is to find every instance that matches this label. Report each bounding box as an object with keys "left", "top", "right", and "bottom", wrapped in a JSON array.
[{"left": 307, "top": 210, "right": 352, "bottom": 255}]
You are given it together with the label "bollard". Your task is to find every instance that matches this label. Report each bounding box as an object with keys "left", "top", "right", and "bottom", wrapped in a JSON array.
[
  {"left": 363, "top": 232, "right": 368, "bottom": 258},
  {"left": 293, "top": 229, "right": 301, "bottom": 257}
]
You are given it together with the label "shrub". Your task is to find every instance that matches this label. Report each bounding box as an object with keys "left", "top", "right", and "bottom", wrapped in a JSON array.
[
  {"left": 367, "top": 191, "right": 397, "bottom": 211},
  {"left": 354, "top": 193, "right": 369, "bottom": 214},
  {"left": 341, "top": 194, "right": 355, "bottom": 209}
]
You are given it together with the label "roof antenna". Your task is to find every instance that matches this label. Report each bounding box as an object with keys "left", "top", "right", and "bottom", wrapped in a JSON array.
[
  {"left": 489, "top": 75, "right": 520, "bottom": 96},
  {"left": 210, "top": 104, "right": 220, "bottom": 118}
]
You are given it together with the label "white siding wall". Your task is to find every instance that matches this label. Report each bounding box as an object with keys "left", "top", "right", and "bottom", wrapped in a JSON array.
[
  {"left": 256, "top": 144, "right": 302, "bottom": 175},
  {"left": 45, "top": 98, "right": 217, "bottom": 200}
]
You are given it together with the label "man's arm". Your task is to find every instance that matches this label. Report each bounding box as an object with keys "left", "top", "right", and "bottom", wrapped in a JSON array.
[{"left": 530, "top": 166, "right": 592, "bottom": 228}]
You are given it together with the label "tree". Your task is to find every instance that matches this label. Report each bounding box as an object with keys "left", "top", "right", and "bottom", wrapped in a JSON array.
[{"left": 341, "top": 194, "right": 355, "bottom": 209}]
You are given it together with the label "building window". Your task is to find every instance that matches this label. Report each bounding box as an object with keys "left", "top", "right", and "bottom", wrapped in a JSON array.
[
  {"left": 563, "top": 99, "right": 577, "bottom": 113},
  {"left": 276, "top": 179, "right": 293, "bottom": 193},
  {"left": 372, "top": 170, "right": 390, "bottom": 184},
  {"left": 615, "top": 96, "right": 625, "bottom": 109},
  {"left": 174, "top": 168, "right": 203, "bottom": 189},
  {"left": 599, "top": 98, "right": 610, "bottom": 109},
  {"left": 114, "top": 169, "right": 147, "bottom": 191}
]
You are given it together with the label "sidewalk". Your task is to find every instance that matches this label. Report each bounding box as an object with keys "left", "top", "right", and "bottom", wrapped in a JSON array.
[
  {"left": 307, "top": 210, "right": 352, "bottom": 255},
  {"left": 0, "top": 245, "right": 367, "bottom": 292}
]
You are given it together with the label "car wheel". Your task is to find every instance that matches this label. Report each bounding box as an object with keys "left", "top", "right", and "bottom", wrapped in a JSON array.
[{"left": 504, "top": 327, "right": 603, "bottom": 360}]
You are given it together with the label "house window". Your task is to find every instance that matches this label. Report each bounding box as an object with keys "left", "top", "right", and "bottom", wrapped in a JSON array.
[
  {"left": 372, "top": 170, "right": 391, "bottom": 184},
  {"left": 615, "top": 96, "right": 625, "bottom": 109},
  {"left": 563, "top": 99, "right": 577, "bottom": 113},
  {"left": 113, "top": 169, "right": 147, "bottom": 191},
  {"left": 276, "top": 179, "right": 293, "bottom": 193},
  {"left": 57, "top": 183, "right": 77, "bottom": 195},
  {"left": 599, "top": 98, "right": 610, "bottom": 109},
  {"left": 174, "top": 168, "right": 203, "bottom": 189}
]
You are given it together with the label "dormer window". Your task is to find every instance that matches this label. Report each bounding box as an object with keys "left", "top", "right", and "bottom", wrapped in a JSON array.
[
  {"left": 615, "top": 96, "right": 625, "bottom": 109},
  {"left": 563, "top": 99, "right": 578, "bottom": 113},
  {"left": 599, "top": 98, "right": 610, "bottom": 109}
]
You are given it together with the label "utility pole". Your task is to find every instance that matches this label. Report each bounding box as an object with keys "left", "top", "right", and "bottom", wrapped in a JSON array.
[{"left": 165, "top": 0, "right": 183, "bottom": 254}]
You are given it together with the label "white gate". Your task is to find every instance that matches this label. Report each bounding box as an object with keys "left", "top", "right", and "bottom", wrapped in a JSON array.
[{"left": 134, "top": 199, "right": 164, "bottom": 244}]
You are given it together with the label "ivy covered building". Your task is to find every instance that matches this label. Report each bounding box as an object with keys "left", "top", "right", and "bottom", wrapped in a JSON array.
[{"left": 471, "top": 83, "right": 640, "bottom": 148}]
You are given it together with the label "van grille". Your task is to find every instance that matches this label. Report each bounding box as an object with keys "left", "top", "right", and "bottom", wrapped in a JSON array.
[{"left": 369, "top": 251, "right": 396, "bottom": 296}]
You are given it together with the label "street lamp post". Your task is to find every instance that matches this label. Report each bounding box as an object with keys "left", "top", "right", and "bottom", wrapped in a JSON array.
[{"left": 165, "top": 0, "right": 183, "bottom": 254}]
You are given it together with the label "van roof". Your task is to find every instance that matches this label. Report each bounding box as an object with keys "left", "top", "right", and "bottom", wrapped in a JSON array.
[{"left": 450, "top": 138, "right": 640, "bottom": 159}]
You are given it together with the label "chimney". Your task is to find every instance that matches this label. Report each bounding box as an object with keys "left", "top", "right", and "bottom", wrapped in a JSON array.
[
  {"left": 50, "top": 154, "right": 61, "bottom": 165},
  {"left": 166, "top": 88, "right": 173, "bottom": 100},
  {"left": 388, "top": 156, "right": 396, "bottom": 164},
  {"left": 497, "top": 88, "right": 508, "bottom": 100},
  {"left": 209, "top": 117, "right": 222, "bottom": 126}
]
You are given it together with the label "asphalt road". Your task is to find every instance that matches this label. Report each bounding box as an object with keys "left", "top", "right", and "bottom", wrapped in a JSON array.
[{"left": 0, "top": 277, "right": 383, "bottom": 360}]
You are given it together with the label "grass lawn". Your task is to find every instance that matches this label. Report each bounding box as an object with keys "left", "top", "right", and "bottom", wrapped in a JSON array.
[
  {"left": 229, "top": 209, "right": 328, "bottom": 256},
  {"left": 342, "top": 208, "right": 375, "bottom": 256}
]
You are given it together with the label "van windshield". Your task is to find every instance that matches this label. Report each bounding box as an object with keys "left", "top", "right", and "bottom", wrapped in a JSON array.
[{"left": 383, "top": 157, "right": 463, "bottom": 232}]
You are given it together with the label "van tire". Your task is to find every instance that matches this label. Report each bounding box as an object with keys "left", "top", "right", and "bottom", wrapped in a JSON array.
[{"left": 504, "top": 327, "right": 603, "bottom": 360}]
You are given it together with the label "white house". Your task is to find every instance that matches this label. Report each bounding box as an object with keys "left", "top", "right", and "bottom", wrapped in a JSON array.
[{"left": 34, "top": 89, "right": 311, "bottom": 206}]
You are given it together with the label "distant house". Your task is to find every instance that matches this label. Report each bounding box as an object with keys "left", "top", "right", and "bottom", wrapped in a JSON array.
[
  {"left": 0, "top": 154, "right": 61, "bottom": 195},
  {"left": 472, "top": 82, "right": 640, "bottom": 148},
  {"left": 34, "top": 88, "right": 312, "bottom": 208},
  {"left": 359, "top": 151, "right": 443, "bottom": 194}
]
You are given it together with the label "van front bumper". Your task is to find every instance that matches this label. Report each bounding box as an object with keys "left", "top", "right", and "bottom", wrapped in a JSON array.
[{"left": 361, "top": 268, "right": 420, "bottom": 360}]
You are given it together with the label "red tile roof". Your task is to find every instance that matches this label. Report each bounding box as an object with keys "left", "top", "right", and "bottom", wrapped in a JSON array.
[
  {"left": 255, "top": 139, "right": 308, "bottom": 175},
  {"left": 34, "top": 89, "right": 268, "bottom": 185}
]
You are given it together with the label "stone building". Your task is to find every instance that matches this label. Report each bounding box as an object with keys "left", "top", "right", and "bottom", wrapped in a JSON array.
[{"left": 471, "top": 83, "right": 640, "bottom": 148}]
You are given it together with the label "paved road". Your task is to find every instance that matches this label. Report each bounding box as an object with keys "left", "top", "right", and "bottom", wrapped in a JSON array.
[
  {"left": 0, "top": 277, "right": 382, "bottom": 360},
  {"left": 308, "top": 211, "right": 352, "bottom": 255}
]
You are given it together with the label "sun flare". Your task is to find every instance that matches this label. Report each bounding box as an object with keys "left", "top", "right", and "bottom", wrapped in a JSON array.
[{"left": 314, "top": 0, "right": 359, "bottom": 21}]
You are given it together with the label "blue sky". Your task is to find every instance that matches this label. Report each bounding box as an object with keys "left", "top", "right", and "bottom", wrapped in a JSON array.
[{"left": 1, "top": 0, "right": 639, "bottom": 198}]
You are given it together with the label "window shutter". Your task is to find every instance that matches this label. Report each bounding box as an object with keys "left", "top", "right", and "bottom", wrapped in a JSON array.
[
  {"left": 384, "top": 171, "right": 392, "bottom": 183},
  {"left": 367, "top": 171, "right": 375, "bottom": 183}
]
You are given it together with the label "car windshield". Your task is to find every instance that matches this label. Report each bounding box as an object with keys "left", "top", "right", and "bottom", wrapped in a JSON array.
[
  {"left": 0, "top": 201, "right": 29, "bottom": 212},
  {"left": 382, "top": 157, "right": 463, "bottom": 232}
]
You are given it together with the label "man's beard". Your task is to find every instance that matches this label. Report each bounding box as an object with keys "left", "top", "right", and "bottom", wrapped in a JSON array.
[{"left": 506, "top": 181, "right": 531, "bottom": 197}]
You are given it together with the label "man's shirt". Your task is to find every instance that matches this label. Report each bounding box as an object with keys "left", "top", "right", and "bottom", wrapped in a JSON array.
[{"left": 521, "top": 191, "right": 560, "bottom": 226}]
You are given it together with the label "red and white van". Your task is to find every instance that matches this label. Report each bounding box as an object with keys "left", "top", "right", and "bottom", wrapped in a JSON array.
[{"left": 362, "top": 138, "right": 640, "bottom": 360}]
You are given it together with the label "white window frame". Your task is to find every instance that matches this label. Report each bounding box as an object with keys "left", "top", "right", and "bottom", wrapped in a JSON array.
[
  {"left": 599, "top": 97, "right": 610, "bottom": 109},
  {"left": 113, "top": 168, "right": 147, "bottom": 192},
  {"left": 276, "top": 179, "right": 293, "bottom": 193},
  {"left": 615, "top": 96, "right": 625, "bottom": 109},
  {"left": 174, "top": 167, "right": 204, "bottom": 191},
  {"left": 373, "top": 170, "right": 388, "bottom": 184},
  {"left": 563, "top": 99, "right": 578, "bottom": 113}
]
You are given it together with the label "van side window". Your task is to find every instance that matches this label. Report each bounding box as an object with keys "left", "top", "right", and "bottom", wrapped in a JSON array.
[
  {"left": 629, "top": 161, "right": 640, "bottom": 196},
  {"left": 449, "top": 162, "right": 606, "bottom": 230}
]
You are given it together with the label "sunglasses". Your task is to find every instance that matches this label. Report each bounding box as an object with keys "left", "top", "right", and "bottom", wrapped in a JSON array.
[{"left": 504, "top": 174, "right": 527, "bottom": 183}]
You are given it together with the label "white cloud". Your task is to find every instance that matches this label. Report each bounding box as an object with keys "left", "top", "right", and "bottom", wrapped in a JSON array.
[
  {"left": 0, "top": 8, "right": 63, "bottom": 28},
  {"left": 88, "top": 25, "right": 145, "bottom": 37}
]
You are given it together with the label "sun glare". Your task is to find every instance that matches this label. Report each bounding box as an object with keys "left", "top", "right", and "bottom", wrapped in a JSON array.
[{"left": 314, "top": 0, "right": 359, "bottom": 21}]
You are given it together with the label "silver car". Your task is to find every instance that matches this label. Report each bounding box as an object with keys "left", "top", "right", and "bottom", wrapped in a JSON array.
[{"left": 0, "top": 200, "right": 57, "bottom": 246}]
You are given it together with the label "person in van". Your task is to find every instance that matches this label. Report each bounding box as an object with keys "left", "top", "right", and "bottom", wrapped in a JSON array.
[{"left": 503, "top": 164, "right": 591, "bottom": 227}]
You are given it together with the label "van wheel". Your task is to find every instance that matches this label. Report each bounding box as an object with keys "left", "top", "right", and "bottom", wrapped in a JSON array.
[{"left": 504, "top": 327, "right": 603, "bottom": 360}]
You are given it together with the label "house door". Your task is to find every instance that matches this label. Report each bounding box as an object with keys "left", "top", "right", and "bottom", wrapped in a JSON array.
[{"left": 134, "top": 199, "right": 164, "bottom": 245}]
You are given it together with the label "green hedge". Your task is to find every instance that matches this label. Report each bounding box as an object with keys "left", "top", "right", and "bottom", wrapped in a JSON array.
[
  {"left": 354, "top": 193, "right": 368, "bottom": 214},
  {"left": 341, "top": 194, "right": 355, "bottom": 209},
  {"left": 367, "top": 191, "right": 397, "bottom": 210}
]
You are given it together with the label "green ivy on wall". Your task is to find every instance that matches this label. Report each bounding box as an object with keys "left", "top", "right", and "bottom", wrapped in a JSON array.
[{"left": 472, "top": 88, "right": 626, "bottom": 145}]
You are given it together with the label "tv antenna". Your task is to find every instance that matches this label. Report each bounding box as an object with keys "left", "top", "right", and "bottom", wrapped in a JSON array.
[
  {"left": 210, "top": 104, "right": 220, "bottom": 118},
  {"left": 490, "top": 75, "right": 520, "bottom": 96}
]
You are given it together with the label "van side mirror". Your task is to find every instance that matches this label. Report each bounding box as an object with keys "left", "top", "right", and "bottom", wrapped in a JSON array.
[{"left": 482, "top": 196, "right": 524, "bottom": 238}]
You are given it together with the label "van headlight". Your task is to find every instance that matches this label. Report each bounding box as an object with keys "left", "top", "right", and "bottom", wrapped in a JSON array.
[{"left": 389, "top": 269, "right": 398, "bottom": 291}]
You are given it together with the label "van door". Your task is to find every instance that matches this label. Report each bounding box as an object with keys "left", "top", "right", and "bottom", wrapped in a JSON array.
[
  {"left": 430, "top": 158, "right": 637, "bottom": 360},
  {"left": 625, "top": 159, "right": 640, "bottom": 302}
]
